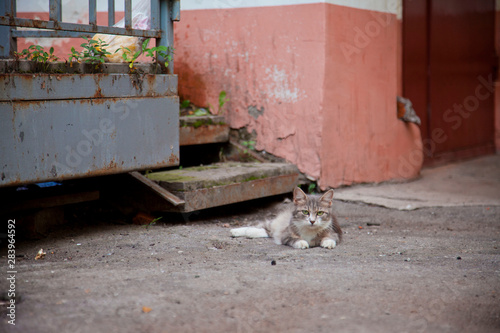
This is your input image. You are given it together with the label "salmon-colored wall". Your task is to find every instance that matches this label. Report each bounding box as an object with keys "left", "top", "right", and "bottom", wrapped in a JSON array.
[
  {"left": 320, "top": 5, "right": 422, "bottom": 188},
  {"left": 174, "top": 4, "right": 327, "bottom": 179},
  {"left": 174, "top": 3, "right": 422, "bottom": 188}
]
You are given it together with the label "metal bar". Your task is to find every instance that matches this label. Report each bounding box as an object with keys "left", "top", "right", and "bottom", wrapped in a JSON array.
[
  {"left": 157, "top": 0, "right": 174, "bottom": 73},
  {"left": 89, "top": 0, "right": 97, "bottom": 26},
  {"left": 12, "top": 30, "right": 95, "bottom": 38},
  {"left": 124, "top": 0, "right": 132, "bottom": 29},
  {"left": 49, "top": 0, "right": 62, "bottom": 22},
  {"left": 171, "top": 0, "right": 180, "bottom": 21},
  {"left": 0, "top": 0, "right": 16, "bottom": 58},
  {"left": 0, "top": 74, "right": 178, "bottom": 101},
  {"left": 108, "top": 0, "right": 115, "bottom": 26},
  {"left": 150, "top": 0, "right": 160, "bottom": 30},
  {"left": 129, "top": 171, "right": 185, "bottom": 206},
  {"left": 0, "top": 17, "right": 161, "bottom": 38}
]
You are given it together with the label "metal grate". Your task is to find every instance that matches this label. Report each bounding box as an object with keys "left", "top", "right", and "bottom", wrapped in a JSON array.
[{"left": 0, "top": 0, "right": 180, "bottom": 61}]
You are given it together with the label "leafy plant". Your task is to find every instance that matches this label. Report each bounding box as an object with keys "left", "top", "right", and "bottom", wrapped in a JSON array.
[
  {"left": 120, "top": 38, "right": 151, "bottom": 70},
  {"left": 15, "top": 45, "right": 58, "bottom": 72},
  {"left": 119, "top": 38, "right": 174, "bottom": 71},
  {"left": 307, "top": 182, "right": 317, "bottom": 194},
  {"left": 241, "top": 140, "right": 256, "bottom": 154},
  {"left": 180, "top": 99, "right": 191, "bottom": 109},
  {"left": 142, "top": 39, "right": 173, "bottom": 68},
  {"left": 218, "top": 90, "right": 229, "bottom": 114},
  {"left": 68, "top": 37, "right": 113, "bottom": 68},
  {"left": 143, "top": 216, "right": 162, "bottom": 229}
]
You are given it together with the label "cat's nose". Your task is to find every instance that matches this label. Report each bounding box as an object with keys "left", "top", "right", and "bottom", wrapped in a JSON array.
[{"left": 309, "top": 219, "right": 315, "bottom": 225}]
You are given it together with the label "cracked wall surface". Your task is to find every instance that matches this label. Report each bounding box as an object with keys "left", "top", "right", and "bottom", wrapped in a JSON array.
[{"left": 174, "top": 1, "right": 423, "bottom": 188}]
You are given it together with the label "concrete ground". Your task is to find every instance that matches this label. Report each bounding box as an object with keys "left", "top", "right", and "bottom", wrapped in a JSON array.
[
  {"left": 1, "top": 155, "right": 499, "bottom": 332},
  {"left": 335, "top": 155, "right": 500, "bottom": 210}
]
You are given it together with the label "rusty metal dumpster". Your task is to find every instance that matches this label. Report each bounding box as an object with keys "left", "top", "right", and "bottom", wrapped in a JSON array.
[{"left": 0, "top": 0, "right": 180, "bottom": 188}]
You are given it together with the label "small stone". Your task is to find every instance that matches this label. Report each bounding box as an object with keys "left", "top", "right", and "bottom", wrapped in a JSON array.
[{"left": 457, "top": 256, "right": 462, "bottom": 260}]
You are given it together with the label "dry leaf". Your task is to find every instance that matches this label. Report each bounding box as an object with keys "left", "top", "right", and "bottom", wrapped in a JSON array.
[
  {"left": 35, "top": 249, "right": 46, "bottom": 260},
  {"left": 142, "top": 306, "right": 152, "bottom": 313}
]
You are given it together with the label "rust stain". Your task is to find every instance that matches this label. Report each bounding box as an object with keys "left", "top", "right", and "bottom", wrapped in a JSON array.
[
  {"left": 179, "top": 124, "right": 229, "bottom": 146},
  {"left": 94, "top": 86, "right": 103, "bottom": 98}
]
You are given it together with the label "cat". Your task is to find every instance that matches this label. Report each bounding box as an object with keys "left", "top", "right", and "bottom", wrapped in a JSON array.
[{"left": 231, "top": 187, "right": 342, "bottom": 249}]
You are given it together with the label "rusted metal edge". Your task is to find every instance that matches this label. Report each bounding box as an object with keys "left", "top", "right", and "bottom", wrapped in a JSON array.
[
  {"left": 179, "top": 124, "right": 229, "bottom": 146},
  {"left": 162, "top": 172, "right": 299, "bottom": 212},
  {"left": 0, "top": 16, "right": 161, "bottom": 38},
  {"left": 129, "top": 171, "right": 185, "bottom": 206}
]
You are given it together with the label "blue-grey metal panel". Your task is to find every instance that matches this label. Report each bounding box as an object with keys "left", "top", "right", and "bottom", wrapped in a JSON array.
[
  {"left": 0, "top": 96, "right": 179, "bottom": 187},
  {"left": 0, "top": 74, "right": 178, "bottom": 101}
]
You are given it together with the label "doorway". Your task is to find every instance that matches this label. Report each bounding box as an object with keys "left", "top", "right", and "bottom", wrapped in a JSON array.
[{"left": 403, "top": 0, "right": 497, "bottom": 165}]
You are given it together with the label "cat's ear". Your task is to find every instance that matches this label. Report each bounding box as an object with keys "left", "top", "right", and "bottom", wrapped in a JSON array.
[
  {"left": 319, "top": 189, "right": 334, "bottom": 207},
  {"left": 293, "top": 187, "right": 307, "bottom": 205}
]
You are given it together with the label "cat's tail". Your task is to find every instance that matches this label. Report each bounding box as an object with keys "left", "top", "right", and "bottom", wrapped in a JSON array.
[{"left": 230, "top": 224, "right": 270, "bottom": 239}]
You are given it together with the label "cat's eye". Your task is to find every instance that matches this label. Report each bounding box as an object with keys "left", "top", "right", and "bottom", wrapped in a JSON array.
[
  {"left": 301, "top": 210, "right": 309, "bottom": 215},
  {"left": 317, "top": 211, "right": 325, "bottom": 216}
]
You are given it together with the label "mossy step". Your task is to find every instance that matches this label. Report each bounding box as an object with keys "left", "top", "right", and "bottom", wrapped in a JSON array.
[
  {"left": 145, "top": 162, "right": 299, "bottom": 212},
  {"left": 147, "top": 162, "right": 296, "bottom": 191}
]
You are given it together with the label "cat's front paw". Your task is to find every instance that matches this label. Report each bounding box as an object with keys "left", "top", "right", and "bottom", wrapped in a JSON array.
[
  {"left": 321, "top": 238, "right": 337, "bottom": 249},
  {"left": 293, "top": 240, "right": 309, "bottom": 249}
]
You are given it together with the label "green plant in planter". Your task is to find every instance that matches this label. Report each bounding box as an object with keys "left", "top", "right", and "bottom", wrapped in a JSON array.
[
  {"left": 119, "top": 38, "right": 174, "bottom": 72},
  {"left": 68, "top": 37, "right": 113, "bottom": 69},
  {"left": 143, "top": 40, "right": 173, "bottom": 69},
  {"left": 15, "top": 45, "right": 58, "bottom": 72}
]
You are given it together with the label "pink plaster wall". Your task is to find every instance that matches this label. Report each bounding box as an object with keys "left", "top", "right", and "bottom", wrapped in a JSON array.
[
  {"left": 174, "top": 3, "right": 423, "bottom": 188},
  {"left": 320, "top": 5, "right": 422, "bottom": 188},
  {"left": 174, "top": 4, "right": 327, "bottom": 179}
]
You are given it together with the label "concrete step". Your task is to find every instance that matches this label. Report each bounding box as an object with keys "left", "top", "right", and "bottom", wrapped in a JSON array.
[
  {"left": 145, "top": 162, "right": 298, "bottom": 212},
  {"left": 179, "top": 115, "right": 229, "bottom": 146}
]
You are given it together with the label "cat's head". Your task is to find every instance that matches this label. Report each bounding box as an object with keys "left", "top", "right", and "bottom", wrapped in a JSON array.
[{"left": 292, "top": 187, "right": 334, "bottom": 228}]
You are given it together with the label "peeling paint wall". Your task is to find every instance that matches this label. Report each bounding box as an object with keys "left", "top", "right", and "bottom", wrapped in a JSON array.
[
  {"left": 174, "top": 4, "right": 328, "bottom": 179},
  {"left": 175, "top": 0, "right": 422, "bottom": 187}
]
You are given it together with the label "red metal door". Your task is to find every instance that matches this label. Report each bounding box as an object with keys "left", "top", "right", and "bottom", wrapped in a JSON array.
[{"left": 403, "top": 0, "right": 496, "bottom": 164}]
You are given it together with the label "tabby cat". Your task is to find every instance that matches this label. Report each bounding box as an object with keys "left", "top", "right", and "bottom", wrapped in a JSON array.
[{"left": 231, "top": 187, "right": 342, "bottom": 249}]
